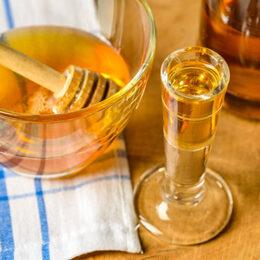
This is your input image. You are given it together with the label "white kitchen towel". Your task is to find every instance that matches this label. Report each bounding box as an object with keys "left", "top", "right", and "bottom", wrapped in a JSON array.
[
  {"left": 0, "top": 136, "right": 141, "bottom": 260},
  {"left": 0, "top": 0, "right": 141, "bottom": 259}
]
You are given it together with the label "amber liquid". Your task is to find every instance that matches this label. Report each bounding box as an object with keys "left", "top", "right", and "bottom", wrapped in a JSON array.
[
  {"left": 0, "top": 26, "right": 130, "bottom": 176},
  {"left": 162, "top": 61, "right": 224, "bottom": 150},
  {"left": 0, "top": 26, "right": 129, "bottom": 114},
  {"left": 162, "top": 59, "right": 225, "bottom": 185},
  {"left": 200, "top": 0, "right": 260, "bottom": 119}
]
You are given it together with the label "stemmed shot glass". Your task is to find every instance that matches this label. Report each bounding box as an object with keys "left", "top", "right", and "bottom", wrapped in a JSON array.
[{"left": 134, "top": 47, "right": 233, "bottom": 245}]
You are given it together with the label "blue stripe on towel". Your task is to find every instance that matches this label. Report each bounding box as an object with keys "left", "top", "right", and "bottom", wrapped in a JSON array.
[
  {"left": 0, "top": 3, "right": 15, "bottom": 259},
  {"left": 0, "top": 168, "right": 14, "bottom": 259},
  {"left": 35, "top": 127, "right": 50, "bottom": 260},
  {"left": 0, "top": 167, "right": 17, "bottom": 179},
  {"left": 3, "top": 0, "right": 14, "bottom": 29},
  {"left": 34, "top": 179, "right": 50, "bottom": 260},
  {"left": 0, "top": 174, "right": 130, "bottom": 201},
  {"left": 0, "top": 0, "right": 15, "bottom": 259}
]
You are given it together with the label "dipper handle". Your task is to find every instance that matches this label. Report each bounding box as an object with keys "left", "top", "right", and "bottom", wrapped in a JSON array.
[{"left": 0, "top": 42, "right": 66, "bottom": 95}]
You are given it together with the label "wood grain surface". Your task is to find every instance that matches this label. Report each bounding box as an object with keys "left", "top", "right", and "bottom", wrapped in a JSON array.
[{"left": 80, "top": 0, "right": 260, "bottom": 259}]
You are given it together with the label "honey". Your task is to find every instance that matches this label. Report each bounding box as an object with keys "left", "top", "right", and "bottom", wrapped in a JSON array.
[{"left": 0, "top": 26, "right": 129, "bottom": 114}]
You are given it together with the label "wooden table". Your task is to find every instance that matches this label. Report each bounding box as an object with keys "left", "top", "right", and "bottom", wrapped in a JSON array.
[{"left": 84, "top": 0, "right": 260, "bottom": 258}]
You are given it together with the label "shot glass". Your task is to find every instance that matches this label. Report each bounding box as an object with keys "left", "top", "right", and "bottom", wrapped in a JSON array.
[{"left": 134, "top": 47, "right": 233, "bottom": 245}]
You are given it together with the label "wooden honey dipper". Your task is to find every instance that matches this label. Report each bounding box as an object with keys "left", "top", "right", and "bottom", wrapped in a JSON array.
[{"left": 0, "top": 42, "right": 120, "bottom": 113}]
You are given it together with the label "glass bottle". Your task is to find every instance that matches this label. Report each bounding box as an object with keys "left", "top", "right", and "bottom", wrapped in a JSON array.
[{"left": 199, "top": 0, "right": 260, "bottom": 119}]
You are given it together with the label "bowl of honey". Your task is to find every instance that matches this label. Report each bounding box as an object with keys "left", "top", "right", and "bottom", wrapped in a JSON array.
[{"left": 0, "top": 0, "right": 156, "bottom": 178}]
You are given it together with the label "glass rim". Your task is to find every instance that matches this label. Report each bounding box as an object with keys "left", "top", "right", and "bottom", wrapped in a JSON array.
[
  {"left": 0, "top": 0, "right": 156, "bottom": 122},
  {"left": 161, "top": 46, "right": 230, "bottom": 101}
]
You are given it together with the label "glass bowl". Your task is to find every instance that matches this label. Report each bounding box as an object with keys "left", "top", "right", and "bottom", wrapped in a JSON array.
[{"left": 0, "top": 0, "right": 156, "bottom": 178}]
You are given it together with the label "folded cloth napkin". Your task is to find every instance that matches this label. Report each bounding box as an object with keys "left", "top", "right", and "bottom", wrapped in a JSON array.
[
  {"left": 0, "top": 136, "right": 141, "bottom": 259},
  {"left": 0, "top": 0, "right": 141, "bottom": 259}
]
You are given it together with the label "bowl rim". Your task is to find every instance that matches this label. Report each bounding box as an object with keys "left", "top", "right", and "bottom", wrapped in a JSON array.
[{"left": 0, "top": 0, "right": 156, "bottom": 122}]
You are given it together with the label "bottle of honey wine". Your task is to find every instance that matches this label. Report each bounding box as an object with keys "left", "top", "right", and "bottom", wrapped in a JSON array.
[{"left": 200, "top": 0, "right": 260, "bottom": 119}]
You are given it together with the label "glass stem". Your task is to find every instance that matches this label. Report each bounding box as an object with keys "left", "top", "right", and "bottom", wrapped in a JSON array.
[{"left": 163, "top": 137, "right": 212, "bottom": 205}]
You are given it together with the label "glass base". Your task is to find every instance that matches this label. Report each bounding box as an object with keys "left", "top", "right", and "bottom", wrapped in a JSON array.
[{"left": 134, "top": 165, "right": 233, "bottom": 245}]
